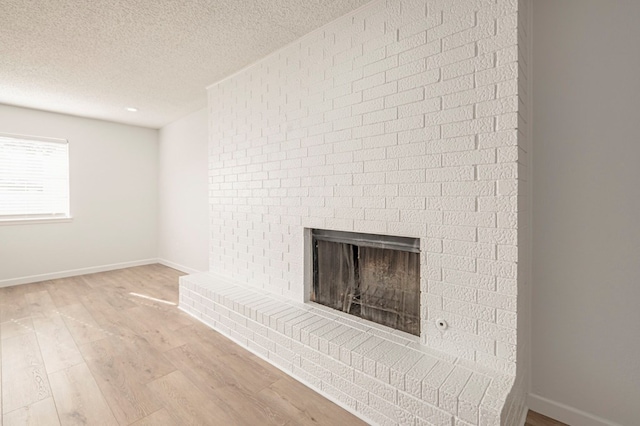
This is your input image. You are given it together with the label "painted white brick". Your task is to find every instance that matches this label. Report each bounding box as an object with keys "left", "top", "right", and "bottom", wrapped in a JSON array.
[
  {"left": 476, "top": 62, "right": 518, "bottom": 87},
  {"left": 204, "top": 0, "right": 529, "bottom": 421},
  {"left": 442, "top": 149, "right": 496, "bottom": 167},
  {"left": 363, "top": 107, "right": 398, "bottom": 125},
  {"left": 439, "top": 367, "right": 473, "bottom": 414},
  {"left": 478, "top": 228, "right": 517, "bottom": 245},
  {"left": 443, "top": 298, "right": 496, "bottom": 323},
  {"left": 425, "top": 105, "right": 474, "bottom": 126},
  {"left": 497, "top": 245, "right": 518, "bottom": 262},
  {"left": 398, "top": 40, "right": 441, "bottom": 65},
  {"left": 443, "top": 240, "right": 495, "bottom": 260},
  {"left": 442, "top": 85, "right": 496, "bottom": 110},
  {"left": 425, "top": 166, "right": 475, "bottom": 183},
  {"left": 496, "top": 44, "right": 518, "bottom": 66},
  {"left": 425, "top": 75, "right": 474, "bottom": 100},
  {"left": 443, "top": 17, "right": 495, "bottom": 51},
  {"left": 478, "top": 129, "right": 517, "bottom": 148},
  {"left": 477, "top": 28, "right": 518, "bottom": 55},
  {"left": 497, "top": 78, "right": 518, "bottom": 98},
  {"left": 427, "top": 42, "right": 476, "bottom": 70},
  {"left": 496, "top": 112, "right": 519, "bottom": 130},
  {"left": 421, "top": 361, "right": 455, "bottom": 405},
  {"left": 427, "top": 224, "right": 476, "bottom": 242},
  {"left": 442, "top": 117, "right": 494, "bottom": 138},
  {"left": 401, "top": 209, "right": 443, "bottom": 225},
  {"left": 426, "top": 196, "right": 475, "bottom": 211},
  {"left": 398, "top": 97, "right": 441, "bottom": 118},
  {"left": 477, "top": 163, "right": 518, "bottom": 180},
  {"left": 478, "top": 196, "right": 518, "bottom": 212},
  {"left": 399, "top": 155, "right": 441, "bottom": 170},
  {"left": 404, "top": 356, "right": 439, "bottom": 399},
  {"left": 353, "top": 72, "right": 386, "bottom": 93},
  {"left": 398, "top": 391, "right": 453, "bottom": 425},
  {"left": 444, "top": 212, "right": 495, "bottom": 228},
  {"left": 364, "top": 55, "right": 399, "bottom": 77},
  {"left": 386, "top": 58, "right": 427, "bottom": 82},
  {"left": 430, "top": 252, "right": 476, "bottom": 273},
  {"left": 398, "top": 69, "right": 441, "bottom": 92},
  {"left": 476, "top": 96, "right": 519, "bottom": 118},
  {"left": 497, "top": 146, "right": 519, "bottom": 163},
  {"left": 442, "top": 53, "right": 495, "bottom": 81},
  {"left": 424, "top": 137, "right": 474, "bottom": 155},
  {"left": 399, "top": 11, "right": 442, "bottom": 40},
  {"left": 385, "top": 87, "right": 425, "bottom": 108},
  {"left": 429, "top": 280, "right": 476, "bottom": 303},
  {"left": 386, "top": 31, "right": 426, "bottom": 56},
  {"left": 458, "top": 373, "right": 492, "bottom": 424},
  {"left": 427, "top": 10, "right": 475, "bottom": 43},
  {"left": 478, "top": 289, "right": 517, "bottom": 311},
  {"left": 479, "top": 321, "right": 517, "bottom": 345},
  {"left": 362, "top": 81, "right": 398, "bottom": 101},
  {"left": 443, "top": 269, "right": 496, "bottom": 291}
]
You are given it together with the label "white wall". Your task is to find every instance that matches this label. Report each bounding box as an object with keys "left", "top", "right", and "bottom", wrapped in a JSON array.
[
  {"left": 158, "top": 107, "right": 209, "bottom": 273},
  {"left": 531, "top": 1, "right": 640, "bottom": 425},
  {"left": 0, "top": 104, "right": 158, "bottom": 285}
]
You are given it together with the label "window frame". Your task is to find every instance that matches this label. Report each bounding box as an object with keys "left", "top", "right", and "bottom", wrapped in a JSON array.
[{"left": 0, "top": 132, "right": 72, "bottom": 225}]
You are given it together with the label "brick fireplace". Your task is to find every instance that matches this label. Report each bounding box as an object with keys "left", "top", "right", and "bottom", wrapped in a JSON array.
[{"left": 180, "top": 0, "right": 531, "bottom": 424}]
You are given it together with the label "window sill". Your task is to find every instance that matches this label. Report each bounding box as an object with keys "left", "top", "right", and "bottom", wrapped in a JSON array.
[{"left": 0, "top": 217, "right": 73, "bottom": 226}]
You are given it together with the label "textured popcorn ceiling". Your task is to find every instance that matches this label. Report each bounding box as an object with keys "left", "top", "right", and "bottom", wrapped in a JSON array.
[{"left": 0, "top": 0, "right": 371, "bottom": 128}]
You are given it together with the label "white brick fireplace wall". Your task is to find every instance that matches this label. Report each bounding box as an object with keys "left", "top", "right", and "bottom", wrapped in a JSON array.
[{"left": 181, "top": 0, "right": 531, "bottom": 424}]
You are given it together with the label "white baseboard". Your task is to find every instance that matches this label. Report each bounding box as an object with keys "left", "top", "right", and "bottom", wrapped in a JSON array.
[
  {"left": 528, "top": 393, "right": 623, "bottom": 426},
  {"left": 157, "top": 259, "right": 202, "bottom": 275},
  {"left": 0, "top": 258, "right": 158, "bottom": 288}
]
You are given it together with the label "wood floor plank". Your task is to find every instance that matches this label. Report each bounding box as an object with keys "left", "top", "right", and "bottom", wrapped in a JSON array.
[
  {"left": 85, "top": 354, "right": 162, "bottom": 425},
  {"left": 129, "top": 408, "right": 177, "bottom": 426},
  {"left": 121, "top": 306, "right": 186, "bottom": 352},
  {"left": 78, "top": 335, "right": 176, "bottom": 385},
  {"left": 76, "top": 294, "right": 137, "bottom": 338},
  {"left": 0, "top": 317, "right": 34, "bottom": 341},
  {"left": 162, "top": 344, "right": 230, "bottom": 392},
  {"left": 44, "top": 277, "right": 88, "bottom": 308},
  {"left": 48, "top": 362, "right": 117, "bottom": 426},
  {"left": 57, "top": 303, "right": 108, "bottom": 345},
  {"left": 180, "top": 321, "right": 246, "bottom": 357},
  {"left": 0, "top": 286, "right": 29, "bottom": 323},
  {"left": 525, "top": 410, "right": 568, "bottom": 426},
  {"left": 122, "top": 295, "right": 191, "bottom": 331},
  {"left": 258, "top": 377, "right": 368, "bottom": 426},
  {"left": 1, "top": 332, "right": 51, "bottom": 413},
  {"left": 24, "top": 290, "right": 58, "bottom": 318},
  {"left": 31, "top": 314, "right": 84, "bottom": 374},
  {"left": 146, "top": 370, "right": 238, "bottom": 425},
  {"left": 3, "top": 397, "right": 60, "bottom": 426},
  {"left": 210, "top": 384, "right": 290, "bottom": 426}
]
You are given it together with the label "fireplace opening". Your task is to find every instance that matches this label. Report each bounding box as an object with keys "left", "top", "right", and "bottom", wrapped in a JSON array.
[{"left": 310, "top": 229, "right": 420, "bottom": 336}]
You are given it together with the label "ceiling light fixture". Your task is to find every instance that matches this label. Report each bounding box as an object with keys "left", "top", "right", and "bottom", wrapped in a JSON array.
[{"left": 125, "top": 107, "right": 138, "bottom": 112}]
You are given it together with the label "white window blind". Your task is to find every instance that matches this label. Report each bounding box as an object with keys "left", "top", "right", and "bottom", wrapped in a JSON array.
[{"left": 0, "top": 133, "right": 70, "bottom": 220}]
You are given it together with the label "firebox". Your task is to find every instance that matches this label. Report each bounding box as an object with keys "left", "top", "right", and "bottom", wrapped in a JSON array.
[{"left": 310, "top": 229, "right": 420, "bottom": 336}]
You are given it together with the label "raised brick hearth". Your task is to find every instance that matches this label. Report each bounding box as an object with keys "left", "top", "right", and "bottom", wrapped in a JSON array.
[{"left": 180, "top": 273, "right": 515, "bottom": 425}]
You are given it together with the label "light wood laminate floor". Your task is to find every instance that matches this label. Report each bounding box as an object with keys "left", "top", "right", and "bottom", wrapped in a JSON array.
[{"left": 0, "top": 265, "right": 565, "bottom": 425}]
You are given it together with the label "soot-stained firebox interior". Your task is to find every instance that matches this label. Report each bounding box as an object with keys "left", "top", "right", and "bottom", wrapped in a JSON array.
[{"left": 311, "top": 229, "right": 420, "bottom": 336}]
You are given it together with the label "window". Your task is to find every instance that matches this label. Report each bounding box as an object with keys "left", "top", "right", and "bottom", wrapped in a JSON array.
[{"left": 0, "top": 133, "right": 70, "bottom": 221}]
